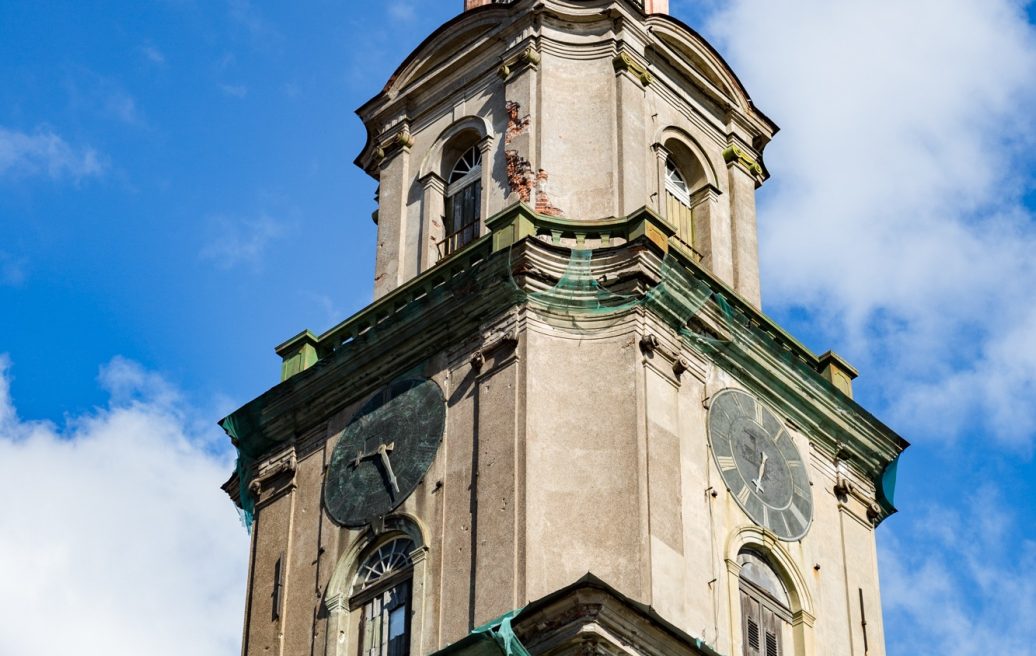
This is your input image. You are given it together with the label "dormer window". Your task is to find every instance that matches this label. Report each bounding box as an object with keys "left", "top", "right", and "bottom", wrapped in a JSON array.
[
  {"left": 441, "top": 145, "right": 483, "bottom": 259},
  {"left": 352, "top": 538, "right": 415, "bottom": 656}
]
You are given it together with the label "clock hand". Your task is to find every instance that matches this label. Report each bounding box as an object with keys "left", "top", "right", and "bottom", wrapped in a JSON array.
[
  {"left": 752, "top": 451, "right": 768, "bottom": 493},
  {"left": 350, "top": 441, "right": 395, "bottom": 470},
  {"left": 377, "top": 443, "right": 401, "bottom": 496}
]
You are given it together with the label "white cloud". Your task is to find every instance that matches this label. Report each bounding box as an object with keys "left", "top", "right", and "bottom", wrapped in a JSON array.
[
  {"left": 104, "top": 89, "right": 143, "bottom": 125},
  {"left": 388, "top": 1, "right": 418, "bottom": 22},
  {"left": 0, "top": 354, "right": 248, "bottom": 656},
  {"left": 879, "top": 488, "right": 1036, "bottom": 655},
  {"left": 0, "top": 251, "right": 28, "bottom": 286},
  {"left": 200, "top": 213, "right": 287, "bottom": 270},
  {"left": 142, "top": 44, "right": 167, "bottom": 65},
  {"left": 0, "top": 126, "right": 106, "bottom": 181},
  {"left": 700, "top": 0, "right": 1036, "bottom": 447},
  {"left": 219, "top": 83, "right": 249, "bottom": 98},
  {"left": 227, "top": 0, "right": 281, "bottom": 44},
  {"left": 64, "top": 70, "right": 145, "bottom": 127}
]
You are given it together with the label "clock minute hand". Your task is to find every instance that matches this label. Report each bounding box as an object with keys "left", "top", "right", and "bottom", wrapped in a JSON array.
[
  {"left": 752, "top": 451, "right": 768, "bottom": 493},
  {"left": 377, "top": 443, "right": 401, "bottom": 496},
  {"left": 350, "top": 441, "right": 395, "bottom": 469}
]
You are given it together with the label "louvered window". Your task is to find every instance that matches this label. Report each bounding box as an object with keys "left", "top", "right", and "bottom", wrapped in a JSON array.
[
  {"left": 664, "top": 158, "right": 695, "bottom": 252},
  {"left": 351, "top": 538, "right": 415, "bottom": 656},
  {"left": 440, "top": 145, "right": 482, "bottom": 259},
  {"left": 748, "top": 617, "right": 760, "bottom": 651},
  {"left": 739, "top": 551, "right": 791, "bottom": 656}
]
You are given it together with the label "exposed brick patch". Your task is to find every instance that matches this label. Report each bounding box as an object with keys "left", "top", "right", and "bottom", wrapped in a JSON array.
[
  {"left": 505, "top": 101, "right": 531, "bottom": 145},
  {"left": 535, "top": 169, "right": 563, "bottom": 216},
  {"left": 504, "top": 100, "right": 563, "bottom": 216},
  {"left": 505, "top": 149, "right": 535, "bottom": 202}
]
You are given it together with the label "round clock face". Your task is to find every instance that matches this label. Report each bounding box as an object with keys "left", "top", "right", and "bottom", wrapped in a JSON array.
[
  {"left": 324, "top": 378, "right": 446, "bottom": 528},
  {"left": 708, "top": 389, "right": 813, "bottom": 541}
]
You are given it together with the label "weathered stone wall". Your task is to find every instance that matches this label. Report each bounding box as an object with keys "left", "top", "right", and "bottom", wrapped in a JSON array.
[{"left": 240, "top": 300, "right": 888, "bottom": 656}]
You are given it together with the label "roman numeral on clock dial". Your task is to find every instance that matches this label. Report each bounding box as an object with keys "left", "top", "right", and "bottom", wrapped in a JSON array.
[{"left": 717, "top": 456, "right": 738, "bottom": 472}]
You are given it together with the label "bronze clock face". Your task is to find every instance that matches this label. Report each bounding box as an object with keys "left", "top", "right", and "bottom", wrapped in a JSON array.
[
  {"left": 324, "top": 378, "right": 446, "bottom": 528},
  {"left": 708, "top": 389, "right": 813, "bottom": 541}
]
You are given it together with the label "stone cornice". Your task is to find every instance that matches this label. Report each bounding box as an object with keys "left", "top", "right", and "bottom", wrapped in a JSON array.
[{"left": 222, "top": 203, "right": 906, "bottom": 522}]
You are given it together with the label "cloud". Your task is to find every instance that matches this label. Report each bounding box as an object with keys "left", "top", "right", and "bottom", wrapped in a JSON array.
[
  {"left": 0, "top": 354, "right": 248, "bottom": 656},
  {"left": 219, "top": 83, "right": 248, "bottom": 98},
  {"left": 701, "top": 0, "right": 1036, "bottom": 448},
  {"left": 200, "top": 213, "right": 286, "bottom": 270},
  {"left": 64, "top": 70, "right": 145, "bottom": 126},
  {"left": 104, "top": 89, "right": 142, "bottom": 125},
  {"left": 227, "top": 0, "right": 281, "bottom": 44},
  {"left": 879, "top": 488, "right": 1036, "bottom": 655},
  {"left": 0, "top": 252, "right": 28, "bottom": 286},
  {"left": 388, "top": 1, "right": 418, "bottom": 22},
  {"left": 142, "top": 44, "right": 167, "bottom": 66},
  {"left": 0, "top": 126, "right": 106, "bottom": 181}
]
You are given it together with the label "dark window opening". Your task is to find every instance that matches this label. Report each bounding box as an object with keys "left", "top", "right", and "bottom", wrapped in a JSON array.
[
  {"left": 439, "top": 145, "right": 482, "bottom": 259},
  {"left": 352, "top": 538, "right": 416, "bottom": 656}
]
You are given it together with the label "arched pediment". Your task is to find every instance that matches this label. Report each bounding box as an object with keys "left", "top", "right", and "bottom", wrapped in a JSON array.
[
  {"left": 725, "top": 525, "right": 815, "bottom": 616},
  {"left": 379, "top": 13, "right": 503, "bottom": 100},
  {"left": 646, "top": 16, "right": 778, "bottom": 134}
]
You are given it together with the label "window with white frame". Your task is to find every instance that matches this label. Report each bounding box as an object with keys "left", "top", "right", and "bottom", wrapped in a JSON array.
[
  {"left": 352, "top": 538, "right": 415, "bottom": 656},
  {"left": 665, "top": 157, "right": 691, "bottom": 206},
  {"left": 441, "top": 145, "right": 482, "bottom": 258}
]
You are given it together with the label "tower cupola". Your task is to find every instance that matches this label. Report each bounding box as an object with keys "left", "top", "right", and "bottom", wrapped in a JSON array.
[{"left": 357, "top": 0, "right": 776, "bottom": 307}]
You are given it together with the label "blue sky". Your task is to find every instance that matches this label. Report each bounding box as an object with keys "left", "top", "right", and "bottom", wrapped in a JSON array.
[{"left": 1, "top": 1, "right": 1035, "bottom": 654}]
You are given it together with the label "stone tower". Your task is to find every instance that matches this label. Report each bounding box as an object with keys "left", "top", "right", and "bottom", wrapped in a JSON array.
[{"left": 221, "top": 2, "right": 907, "bottom": 656}]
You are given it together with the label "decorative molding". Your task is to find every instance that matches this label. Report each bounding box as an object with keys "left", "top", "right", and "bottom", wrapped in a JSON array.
[
  {"left": 613, "top": 51, "right": 653, "bottom": 86},
  {"left": 498, "top": 46, "right": 541, "bottom": 80},
  {"left": 722, "top": 143, "right": 763, "bottom": 178},
  {"left": 249, "top": 448, "right": 298, "bottom": 507},
  {"left": 374, "top": 129, "right": 415, "bottom": 163},
  {"left": 689, "top": 183, "right": 722, "bottom": 207},
  {"left": 471, "top": 326, "right": 519, "bottom": 370},
  {"left": 324, "top": 592, "right": 346, "bottom": 614}
]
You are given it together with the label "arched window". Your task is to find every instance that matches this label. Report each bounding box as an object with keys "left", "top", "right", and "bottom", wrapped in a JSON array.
[
  {"left": 441, "top": 145, "right": 482, "bottom": 258},
  {"left": 352, "top": 537, "right": 415, "bottom": 656},
  {"left": 665, "top": 157, "right": 691, "bottom": 205},
  {"left": 664, "top": 156, "right": 695, "bottom": 250},
  {"left": 739, "top": 550, "right": 791, "bottom": 656}
]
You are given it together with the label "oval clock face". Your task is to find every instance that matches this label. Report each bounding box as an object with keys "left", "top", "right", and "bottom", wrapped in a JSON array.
[
  {"left": 708, "top": 388, "right": 813, "bottom": 541},
  {"left": 324, "top": 378, "right": 446, "bottom": 528}
]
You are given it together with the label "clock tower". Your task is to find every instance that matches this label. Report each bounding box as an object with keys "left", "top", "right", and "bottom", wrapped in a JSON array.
[{"left": 220, "top": 2, "right": 907, "bottom": 656}]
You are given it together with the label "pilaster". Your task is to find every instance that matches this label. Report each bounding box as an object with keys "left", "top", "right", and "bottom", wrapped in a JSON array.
[
  {"left": 374, "top": 129, "right": 414, "bottom": 299},
  {"left": 420, "top": 173, "right": 446, "bottom": 272},
  {"left": 724, "top": 142, "right": 763, "bottom": 308},
  {"left": 615, "top": 51, "right": 652, "bottom": 218},
  {"left": 690, "top": 184, "right": 734, "bottom": 285}
]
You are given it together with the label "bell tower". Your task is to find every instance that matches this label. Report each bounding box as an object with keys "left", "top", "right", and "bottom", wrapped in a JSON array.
[{"left": 221, "top": 2, "right": 907, "bottom": 656}]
